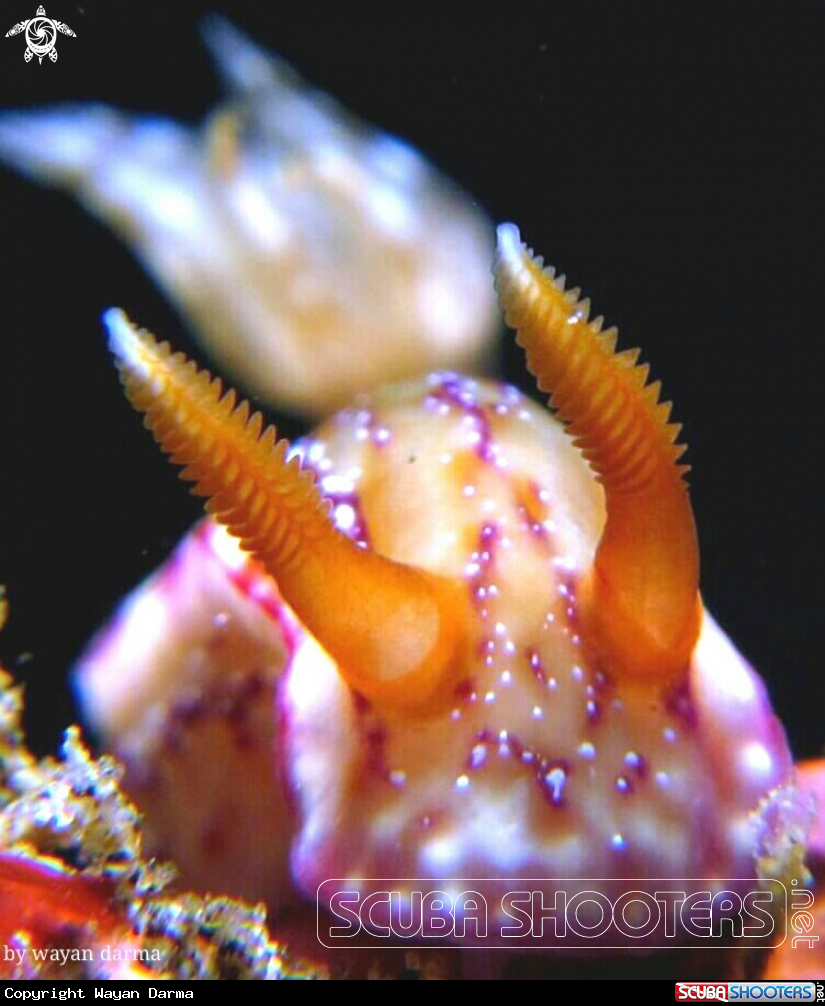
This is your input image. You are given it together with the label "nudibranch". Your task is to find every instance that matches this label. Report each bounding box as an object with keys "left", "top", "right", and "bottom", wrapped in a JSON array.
[
  {"left": 77, "top": 226, "right": 807, "bottom": 962},
  {"left": 0, "top": 19, "right": 496, "bottom": 416}
]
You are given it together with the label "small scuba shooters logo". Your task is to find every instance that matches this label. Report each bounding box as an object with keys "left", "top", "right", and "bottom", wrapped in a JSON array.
[
  {"left": 5, "top": 5, "right": 76, "bottom": 63},
  {"left": 675, "top": 983, "right": 819, "bottom": 1002}
]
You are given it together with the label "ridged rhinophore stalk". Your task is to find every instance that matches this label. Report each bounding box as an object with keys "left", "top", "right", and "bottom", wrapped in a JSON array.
[
  {"left": 494, "top": 224, "right": 700, "bottom": 683},
  {"left": 105, "top": 309, "right": 469, "bottom": 713}
]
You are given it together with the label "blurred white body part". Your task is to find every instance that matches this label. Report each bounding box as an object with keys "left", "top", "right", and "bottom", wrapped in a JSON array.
[{"left": 0, "top": 18, "right": 497, "bottom": 415}]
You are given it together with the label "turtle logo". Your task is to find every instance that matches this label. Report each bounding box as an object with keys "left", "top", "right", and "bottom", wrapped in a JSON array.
[{"left": 5, "top": 5, "right": 75, "bottom": 63}]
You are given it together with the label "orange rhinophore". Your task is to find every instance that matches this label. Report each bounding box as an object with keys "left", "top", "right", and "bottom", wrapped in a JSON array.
[
  {"left": 494, "top": 223, "right": 700, "bottom": 683},
  {"left": 105, "top": 309, "right": 470, "bottom": 715}
]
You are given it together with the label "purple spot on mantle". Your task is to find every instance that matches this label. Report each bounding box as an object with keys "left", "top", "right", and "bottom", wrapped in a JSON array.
[
  {"left": 623, "top": 750, "right": 648, "bottom": 779},
  {"left": 526, "top": 647, "right": 546, "bottom": 685},
  {"left": 539, "top": 765, "right": 568, "bottom": 807},
  {"left": 469, "top": 730, "right": 571, "bottom": 808},
  {"left": 164, "top": 671, "right": 269, "bottom": 753},
  {"left": 665, "top": 681, "right": 698, "bottom": 729},
  {"left": 425, "top": 374, "right": 501, "bottom": 465}
]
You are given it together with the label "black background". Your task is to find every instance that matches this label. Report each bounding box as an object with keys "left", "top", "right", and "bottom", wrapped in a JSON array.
[{"left": 0, "top": 1, "right": 822, "bottom": 781}]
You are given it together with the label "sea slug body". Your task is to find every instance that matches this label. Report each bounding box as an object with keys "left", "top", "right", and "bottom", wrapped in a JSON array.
[{"left": 75, "top": 226, "right": 807, "bottom": 970}]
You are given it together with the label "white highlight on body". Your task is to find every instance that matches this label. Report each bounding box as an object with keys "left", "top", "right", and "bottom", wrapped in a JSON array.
[
  {"left": 693, "top": 610, "right": 756, "bottom": 704},
  {"left": 741, "top": 742, "right": 773, "bottom": 777}
]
